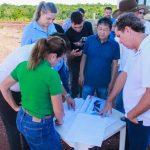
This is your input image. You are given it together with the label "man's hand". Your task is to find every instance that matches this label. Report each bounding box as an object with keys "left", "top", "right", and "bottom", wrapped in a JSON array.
[
  {"left": 100, "top": 101, "right": 112, "bottom": 117},
  {"left": 127, "top": 111, "right": 138, "bottom": 124},
  {"left": 65, "top": 95, "right": 75, "bottom": 110},
  {"left": 70, "top": 49, "right": 82, "bottom": 58}
]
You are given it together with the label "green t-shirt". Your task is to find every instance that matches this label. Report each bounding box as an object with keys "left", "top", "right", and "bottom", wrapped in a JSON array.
[{"left": 11, "top": 60, "right": 62, "bottom": 118}]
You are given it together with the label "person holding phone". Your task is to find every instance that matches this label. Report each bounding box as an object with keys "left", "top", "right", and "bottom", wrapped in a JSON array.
[{"left": 65, "top": 11, "right": 93, "bottom": 98}]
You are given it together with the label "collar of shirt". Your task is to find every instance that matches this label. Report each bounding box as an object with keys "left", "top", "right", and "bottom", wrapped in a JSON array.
[
  {"left": 32, "top": 21, "right": 57, "bottom": 35},
  {"left": 95, "top": 34, "right": 109, "bottom": 44},
  {"left": 134, "top": 34, "right": 150, "bottom": 56}
]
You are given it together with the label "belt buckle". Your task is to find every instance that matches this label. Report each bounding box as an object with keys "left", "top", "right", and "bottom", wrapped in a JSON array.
[{"left": 32, "top": 117, "right": 41, "bottom": 123}]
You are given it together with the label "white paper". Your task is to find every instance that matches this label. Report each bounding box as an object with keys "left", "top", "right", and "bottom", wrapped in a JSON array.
[
  {"left": 66, "top": 113, "right": 107, "bottom": 146},
  {"left": 55, "top": 98, "right": 84, "bottom": 139},
  {"left": 55, "top": 97, "right": 119, "bottom": 148}
]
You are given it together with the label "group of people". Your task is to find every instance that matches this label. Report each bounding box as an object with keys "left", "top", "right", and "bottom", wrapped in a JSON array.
[{"left": 0, "top": 0, "right": 150, "bottom": 150}]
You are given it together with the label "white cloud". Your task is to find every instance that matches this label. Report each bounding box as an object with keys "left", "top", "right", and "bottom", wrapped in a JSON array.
[{"left": 0, "top": 0, "right": 118, "bottom": 5}]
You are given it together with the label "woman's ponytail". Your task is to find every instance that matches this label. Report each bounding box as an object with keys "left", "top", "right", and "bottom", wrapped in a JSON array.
[
  {"left": 28, "top": 38, "right": 49, "bottom": 69},
  {"left": 28, "top": 36, "right": 67, "bottom": 70},
  {"left": 33, "top": 1, "right": 45, "bottom": 21}
]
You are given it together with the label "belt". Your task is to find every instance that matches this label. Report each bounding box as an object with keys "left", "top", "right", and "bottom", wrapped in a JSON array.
[{"left": 22, "top": 108, "right": 52, "bottom": 123}]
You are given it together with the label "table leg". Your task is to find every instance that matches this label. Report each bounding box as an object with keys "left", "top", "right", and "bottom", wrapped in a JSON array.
[
  {"left": 119, "top": 127, "right": 126, "bottom": 150},
  {"left": 74, "top": 143, "right": 90, "bottom": 150}
]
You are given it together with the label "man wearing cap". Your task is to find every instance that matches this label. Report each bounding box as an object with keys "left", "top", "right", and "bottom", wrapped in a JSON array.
[
  {"left": 144, "top": 13, "right": 150, "bottom": 22},
  {"left": 113, "top": 0, "right": 150, "bottom": 34},
  {"left": 135, "top": 5, "right": 150, "bottom": 34},
  {"left": 101, "top": 13, "right": 150, "bottom": 150}
]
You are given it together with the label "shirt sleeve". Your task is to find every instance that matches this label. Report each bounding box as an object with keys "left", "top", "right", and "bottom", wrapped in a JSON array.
[
  {"left": 88, "top": 22, "right": 93, "bottom": 35},
  {"left": 10, "top": 64, "right": 20, "bottom": 81},
  {"left": 123, "top": 55, "right": 132, "bottom": 73},
  {"left": 141, "top": 48, "right": 150, "bottom": 87},
  {"left": 83, "top": 37, "right": 90, "bottom": 55},
  {"left": 113, "top": 42, "right": 120, "bottom": 60},
  {"left": 21, "top": 26, "right": 32, "bottom": 46},
  {"left": 48, "top": 71, "right": 63, "bottom": 96}
]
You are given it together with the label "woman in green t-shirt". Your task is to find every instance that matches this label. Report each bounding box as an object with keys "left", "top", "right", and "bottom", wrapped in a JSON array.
[{"left": 0, "top": 36, "right": 66, "bottom": 150}]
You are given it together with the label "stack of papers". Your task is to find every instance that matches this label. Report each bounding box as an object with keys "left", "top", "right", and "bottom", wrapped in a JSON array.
[{"left": 56, "top": 96, "right": 118, "bottom": 147}]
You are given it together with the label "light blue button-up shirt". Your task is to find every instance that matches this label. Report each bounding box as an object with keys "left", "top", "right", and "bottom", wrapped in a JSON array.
[{"left": 21, "top": 21, "right": 57, "bottom": 46}]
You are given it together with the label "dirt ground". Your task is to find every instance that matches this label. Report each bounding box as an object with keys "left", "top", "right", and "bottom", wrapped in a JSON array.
[{"left": 0, "top": 21, "right": 25, "bottom": 63}]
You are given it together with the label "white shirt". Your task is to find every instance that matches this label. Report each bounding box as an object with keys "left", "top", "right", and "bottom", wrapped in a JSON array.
[
  {"left": 144, "top": 20, "right": 150, "bottom": 35},
  {"left": 123, "top": 35, "right": 150, "bottom": 126},
  {"left": 119, "top": 44, "right": 134, "bottom": 71},
  {"left": 0, "top": 44, "right": 35, "bottom": 91},
  {"left": 115, "top": 37, "right": 134, "bottom": 72}
]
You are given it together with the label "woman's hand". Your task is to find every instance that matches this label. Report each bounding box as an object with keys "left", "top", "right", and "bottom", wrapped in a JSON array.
[
  {"left": 14, "top": 105, "right": 21, "bottom": 112},
  {"left": 65, "top": 95, "right": 75, "bottom": 110},
  {"left": 55, "top": 119, "right": 64, "bottom": 126}
]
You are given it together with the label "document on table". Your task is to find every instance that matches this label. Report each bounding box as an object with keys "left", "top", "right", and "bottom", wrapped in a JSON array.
[
  {"left": 55, "top": 98, "right": 84, "bottom": 139},
  {"left": 80, "top": 96, "right": 106, "bottom": 115},
  {"left": 55, "top": 96, "right": 118, "bottom": 147},
  {"left": 66, "top": 113, "right": 117, "bottom": 147}
]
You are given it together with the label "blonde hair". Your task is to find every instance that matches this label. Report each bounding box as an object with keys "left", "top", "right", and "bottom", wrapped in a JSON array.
[
  {"left": 28, "top": 36, "right": 66, "bottom": 70},
  {"left": 33, "top": 1, "right": 57, "bottom": 21}
]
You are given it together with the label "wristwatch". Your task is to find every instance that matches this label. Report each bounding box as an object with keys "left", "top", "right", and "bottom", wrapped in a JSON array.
[{"left": 64, "top": 93, "right": 71, "bottom": 99}]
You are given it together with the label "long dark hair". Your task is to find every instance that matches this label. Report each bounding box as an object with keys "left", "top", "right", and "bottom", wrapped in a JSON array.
[{"left": 28, "top": 36, "right": 67, "bottom": 70}]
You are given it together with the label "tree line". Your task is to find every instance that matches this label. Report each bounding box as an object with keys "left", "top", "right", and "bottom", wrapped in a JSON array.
[{"left": 0, "top": 3, "right": 116, "bottom": 21}]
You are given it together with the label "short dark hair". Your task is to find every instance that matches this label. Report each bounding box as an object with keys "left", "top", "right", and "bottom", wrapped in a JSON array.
[
  {"left": 116, "top": 13, "right": 145, "bottom": 33},
  {"left": 78, "top": 8, "right": 85, "bottom": 14},
  {"left": 105, "top": 7, "right": 112, "bottom": 11},
  {"left": 97, "top": 17, "right": 112, "bottom": 30},
  {"left": 51, "top": 32, "right": 71, "bottom": 50},
  {"left": 71, "top": 11, "right": 83, "bottom": 24}
]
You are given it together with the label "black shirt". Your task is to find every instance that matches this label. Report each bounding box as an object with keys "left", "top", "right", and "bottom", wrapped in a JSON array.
[
  {"left": 54, "top": 23, "right": 64, "bottom": 33},
  {"left": 66, "top": 21, "right": 93, "bottom": 66}
]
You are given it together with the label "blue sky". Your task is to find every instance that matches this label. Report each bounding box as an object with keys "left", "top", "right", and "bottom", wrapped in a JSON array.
[{"left": 0, "top": 0, "right": 118, "bottom": 5}]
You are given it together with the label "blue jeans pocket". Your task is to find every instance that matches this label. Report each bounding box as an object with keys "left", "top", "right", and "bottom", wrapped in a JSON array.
[{"left": 23, "top": 125, "right": 43, "bottom": 145}]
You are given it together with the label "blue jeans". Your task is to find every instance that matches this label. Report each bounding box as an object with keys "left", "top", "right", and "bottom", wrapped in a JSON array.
[
  {"left": 82, "top": 85, "right": 108, "bottom": 100},
  {"left": 126, "top": 119, "right": 150, "bottom": 150},
  {"left": 16, "top": 108, "right": 62, "bottom": 150}
]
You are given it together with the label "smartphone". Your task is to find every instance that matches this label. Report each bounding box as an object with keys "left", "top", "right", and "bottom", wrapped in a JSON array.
[
  {"left": 76, "top": 49, "right": 82, "bottom": 52},
  {"left": 81, "top": 37, "right": 87, "bottom": 43}
]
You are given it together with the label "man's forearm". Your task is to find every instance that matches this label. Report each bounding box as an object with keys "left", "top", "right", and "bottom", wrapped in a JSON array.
[
  {"left": 110, "top": 60, "right": 118, "bottom": 85},
  {"left": 79, "top": 54, "right": 86, "bottom": 76},
  {"left": 107, "top": 72, "right": 127, "bottom": 102},
  {"left": 128, "top": 88, "right": 150, "bottom": 119}
]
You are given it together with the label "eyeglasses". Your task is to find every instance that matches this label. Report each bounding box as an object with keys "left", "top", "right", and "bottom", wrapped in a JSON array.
[
  {"left": 97, "top": 28, "right": 110, "bottom": 32},
  {"left": 138, "top": 11, "right": 146, "bottom": 15}
]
